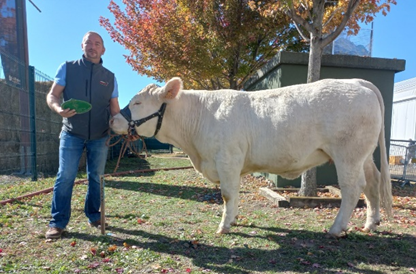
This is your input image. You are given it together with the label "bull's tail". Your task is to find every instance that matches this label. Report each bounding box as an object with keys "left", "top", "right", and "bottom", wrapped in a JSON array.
[
  {"left": 360, "top": 80, "right": 393, "bottom": 217},
  {"left": 378, "top": 115, "right": 393, "bottom": 218}
]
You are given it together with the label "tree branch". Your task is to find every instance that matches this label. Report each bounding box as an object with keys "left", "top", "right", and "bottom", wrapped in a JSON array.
[{"left": 322, "top": 0, "right": 361, "bottom": 47}]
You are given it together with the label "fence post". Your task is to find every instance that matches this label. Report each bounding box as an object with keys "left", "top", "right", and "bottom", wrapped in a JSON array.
[{"left": 28, "top": 65, "right": 37, "bottom": 181}]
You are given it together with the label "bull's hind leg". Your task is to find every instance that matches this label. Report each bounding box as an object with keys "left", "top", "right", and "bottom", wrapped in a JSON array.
[
  {"left": 216, "top": 173, "right": 241, "bottom": 234},
  {"left": 362, "top": 157, "right": 381, "bottom": 232},
  {"left": 330, "top": 163, "right": 366, "bottom": 236}
]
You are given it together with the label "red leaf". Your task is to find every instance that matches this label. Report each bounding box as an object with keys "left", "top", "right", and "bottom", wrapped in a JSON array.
[
  {"left": 186, "top": 268, "right": 192, "bottom": 272},
  {"left": 70, "top": 241, "right": 76, "bottom": 247},
  {"left": 90, "top": 247, "right": 97, "bottom": 256},
  {"left": 87, "top": 262, "right": 100, "bottom": 269}
]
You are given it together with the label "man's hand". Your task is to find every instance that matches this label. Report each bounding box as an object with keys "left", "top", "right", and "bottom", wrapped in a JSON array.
[{"left": 58, "top": 108, "right": 77, "bottom": 118}]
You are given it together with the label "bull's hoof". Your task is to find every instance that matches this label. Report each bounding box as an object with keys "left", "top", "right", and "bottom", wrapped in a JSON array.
[
  {"left": 216, "top": 227, "right": 230, "bottom": 234},
  {"left": 328, "top": 226, "right": 347, "bottom": 238}
]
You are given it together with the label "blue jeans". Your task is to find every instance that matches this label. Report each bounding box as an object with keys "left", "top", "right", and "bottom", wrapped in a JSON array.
[{"left": 49, "top": 131, "right": 108, "bottom": 229}]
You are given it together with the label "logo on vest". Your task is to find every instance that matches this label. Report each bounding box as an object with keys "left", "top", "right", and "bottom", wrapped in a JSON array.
[{"left": 100, "top": 81, "right": 109, "bottom": 86}]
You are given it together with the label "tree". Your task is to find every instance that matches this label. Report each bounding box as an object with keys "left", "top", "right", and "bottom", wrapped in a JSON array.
[
  {"left": 100, "top": 0, "right": 305, "bottom": 90},
  {"left": 249, "top": 0, "right": 396, "bottom": 196}
]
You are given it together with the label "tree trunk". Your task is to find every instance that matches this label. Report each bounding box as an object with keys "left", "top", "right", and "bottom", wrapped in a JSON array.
[{"left": 299, "top": 34, "right": 323, "bottom": 197}]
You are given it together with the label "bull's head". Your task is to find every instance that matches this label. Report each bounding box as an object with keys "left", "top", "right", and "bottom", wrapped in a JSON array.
[{"left": 110, "top": 77, "right": 183, "bottom": 137}]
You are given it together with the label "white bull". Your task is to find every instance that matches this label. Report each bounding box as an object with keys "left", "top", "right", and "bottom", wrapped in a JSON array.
[{"left": 110, "top": 77, "right": 392, "bottom": 237}]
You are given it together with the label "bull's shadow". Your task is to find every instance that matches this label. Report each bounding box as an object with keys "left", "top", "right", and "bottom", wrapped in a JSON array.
[
  {"left": 105, "top": 179, "right": 223, "bottom": 204},
  {"left": 70, "top": 224, "right": 416, "bottom": 274}
]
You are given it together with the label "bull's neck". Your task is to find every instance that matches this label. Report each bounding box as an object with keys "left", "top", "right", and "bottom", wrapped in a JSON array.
[{"left": 155, "top": 93, "right": 201, "bottom": 154}]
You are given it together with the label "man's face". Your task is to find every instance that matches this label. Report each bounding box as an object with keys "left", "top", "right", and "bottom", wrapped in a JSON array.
[{"left": 82, "top": 33, "right": 105, "bottom": 63}]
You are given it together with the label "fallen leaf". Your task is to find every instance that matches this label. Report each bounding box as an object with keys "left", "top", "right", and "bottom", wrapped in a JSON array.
[
  {"left": 90, "top": 247, "right": 97, "bottom": 256},
  {"left": 70, "top": 241, "right": 76, "bottom": 247},
  {"left": 151, "top": 264, "right": 161, "bottom": 269},
  {"left": 108, "top": 245, "right": 117, "bottom": 252},
  {"left": 87, "top": 262, "right": 100, "bottom": 269}
]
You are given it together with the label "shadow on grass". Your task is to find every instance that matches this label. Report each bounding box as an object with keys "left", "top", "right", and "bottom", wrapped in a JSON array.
[
  {"left": 69, "top": 224, "right": 416, "bottom": 274},
  {"left": 105, "top": 157, "right": 156, "bottom": 177},
  {"left": 105, "top": 180, "right": 223, "bottom": 204}
]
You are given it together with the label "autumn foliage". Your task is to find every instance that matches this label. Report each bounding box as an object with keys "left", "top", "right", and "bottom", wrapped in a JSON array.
[
  {"left": 249, "top": 0, "right": 397, "bottom": 40},
  {"left": 100, "top": 1, "right": 396, "bottom": 90},
  {"left": 100, "top": 0, "right": 303, "bottom": 90}
]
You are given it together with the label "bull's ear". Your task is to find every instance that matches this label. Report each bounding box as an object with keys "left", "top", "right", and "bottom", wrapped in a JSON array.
[{"left": 162, "top": 77, "right": 182, "bottom": 100}]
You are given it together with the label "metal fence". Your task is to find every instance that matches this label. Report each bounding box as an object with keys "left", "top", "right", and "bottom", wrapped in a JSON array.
[
  {"left": 1, "top": 48, "right": 61, "bottom": 178},
  {"left": 389, "top": 139, "right": 416, "bottom": 186}
]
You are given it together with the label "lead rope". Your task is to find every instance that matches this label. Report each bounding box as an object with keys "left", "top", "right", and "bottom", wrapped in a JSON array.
[{"left": 106, "top": 133, "right": 149, "bottom": 173}]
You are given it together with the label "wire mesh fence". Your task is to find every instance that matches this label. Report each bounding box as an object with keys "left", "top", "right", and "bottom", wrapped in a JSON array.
[
  {"left": 389, "top": 139, "right": 416, "bottom": 186},
  {"left": 1, "top": 48, "right": 60, "bottom": 178}
]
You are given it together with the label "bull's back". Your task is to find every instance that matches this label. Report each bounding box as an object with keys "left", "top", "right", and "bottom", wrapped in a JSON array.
[{"left": 240, "top": 79, "right": 382, "bottom": 174}]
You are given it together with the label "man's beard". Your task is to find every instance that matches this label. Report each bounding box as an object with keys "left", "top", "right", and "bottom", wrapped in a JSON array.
[{"left": 86, "top": 51, "right": 98, "bottom": 59}]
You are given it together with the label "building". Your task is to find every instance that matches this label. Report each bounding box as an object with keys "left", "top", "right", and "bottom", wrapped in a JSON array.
[{"left": 391, "top": 77, "right": 416, "bottom": 140}]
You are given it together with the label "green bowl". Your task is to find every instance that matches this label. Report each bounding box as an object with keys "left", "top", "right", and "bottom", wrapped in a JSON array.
[{"left": 61, "top": 99, "right": 92, "bottom": 114}]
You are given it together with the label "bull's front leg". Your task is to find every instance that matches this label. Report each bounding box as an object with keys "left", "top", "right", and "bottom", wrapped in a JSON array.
[{"left": 217, "top": 176, "right": 241, "bottom": 234}]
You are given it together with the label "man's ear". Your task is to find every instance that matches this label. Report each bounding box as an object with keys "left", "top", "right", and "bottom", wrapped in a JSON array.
[{"left": 163, "top": 77, "right": 182, "bottom": 100}]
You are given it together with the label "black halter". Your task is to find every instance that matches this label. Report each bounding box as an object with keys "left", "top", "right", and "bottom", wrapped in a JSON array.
[{"left": 120, "top": 103, "right": 167, "bottom": 137}]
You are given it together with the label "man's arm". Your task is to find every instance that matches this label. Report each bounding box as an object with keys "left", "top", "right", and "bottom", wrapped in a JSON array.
[
  {"left": 46, "top": 82, "right": 76, "bottom": 117},
  {"left": 110, "top": 97, "right": 120, "bottom": 117}
]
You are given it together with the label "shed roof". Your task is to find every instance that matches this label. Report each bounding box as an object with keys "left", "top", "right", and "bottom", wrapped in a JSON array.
[{"left": 393, "top": 77, "right": 416, "bottom": 103}]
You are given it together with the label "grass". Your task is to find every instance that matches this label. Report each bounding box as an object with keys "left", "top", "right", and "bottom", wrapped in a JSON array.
[{"left": 0, "top": 152, "right": 416, "bottom": 273}]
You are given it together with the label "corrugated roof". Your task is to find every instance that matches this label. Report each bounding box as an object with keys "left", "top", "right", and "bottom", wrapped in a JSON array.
[
  {"left": 393, "top": 77, "right": 416, "bottom": 102},
  {"left": 395, "top": 77, "right": 416, "bottom": 93}
]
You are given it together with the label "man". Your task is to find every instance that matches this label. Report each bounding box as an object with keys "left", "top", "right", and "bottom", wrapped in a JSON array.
[{"left": 45, "top": 31, "right": 120, "bottom": 239}]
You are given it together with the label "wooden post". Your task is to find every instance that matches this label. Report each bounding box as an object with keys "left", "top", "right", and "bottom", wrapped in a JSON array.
[{"left": 100, "top": 176, "right": 105, "bottom": 235}]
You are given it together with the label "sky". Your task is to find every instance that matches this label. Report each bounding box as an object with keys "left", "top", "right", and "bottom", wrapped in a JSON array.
[{"left": 26, "top": 0, "right": 415, "bottom": 108}]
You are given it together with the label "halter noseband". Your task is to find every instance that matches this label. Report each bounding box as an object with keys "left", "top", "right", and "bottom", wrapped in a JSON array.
[{"left": 120, "top": 103, "right": 167, "bottom": 137}]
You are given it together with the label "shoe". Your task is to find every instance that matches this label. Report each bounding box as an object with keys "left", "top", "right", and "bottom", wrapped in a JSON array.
[
  {"left": 45, "top": 227, "right": 64, "bottom": 239},
  {"left": 88, "top": 220, "right": 108, "bottom": 228}
]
